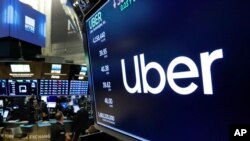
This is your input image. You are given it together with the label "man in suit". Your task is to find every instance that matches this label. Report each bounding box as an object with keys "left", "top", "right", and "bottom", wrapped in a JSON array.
[
  {"left": 73, "top": 98, "right": 89, "bottom": 141},
  {"left": 51, "top": 111, "right": 71, "bottom": 141}
]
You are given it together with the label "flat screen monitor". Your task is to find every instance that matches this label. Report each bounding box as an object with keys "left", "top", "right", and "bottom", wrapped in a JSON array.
[
  {"left": 80, "top": 66, "right": 87, "bottom": 75},
  {"left": 47, "top": 102, "right": 56, "bottom": 108},
  {"left": 73, "top": 105, "right": 79, "bottom": 113},
  {"left": 0, "top": 100, "right": 3, "bottom": 108},
  {"left": 0, "top": 80, "right": 7, "bottom": 96},
  {"left": 3, "top": 110, "right": 9, "bottom": 118},
  {"left": 8, "top": 80, "right": 38, "bottom": 96},
  {"left": 61, "top": 102, "right": 68, "bottom": 110},
  {"left": 40, "top": 80, "right": 68, "bottom": 95},
  {"left": 85, "top": 0, "right": 250, "bottom": 140},
  {"left": 69, "top": 80, "right": 88, "bottom": 95},
  {"left": 41, "top": 96, "right": 47, "bottom": 103},
  {"left": 0, "top": 109, "right": 3, "bottom": 116},
  {"left": 51, "top": 64, "right": 62, "bottom": 74},
  {"left": 47, "top": 96, "right": 57, "bottom": 102}
]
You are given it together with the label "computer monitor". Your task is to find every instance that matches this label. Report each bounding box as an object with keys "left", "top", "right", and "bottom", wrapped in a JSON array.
[
  {"left": 41, "top": 96, "right": 47, "bottom": 103},
  {"left": 3, "top": 110, "right": 9, "bottom": 118},
  {"left": 61, "top": 103, "right": 68, "bottom": 110},
  {"left": 51, "top": 64, "right": 62, "bottom": 74},
  {"left": 46, "top": 96, "right": 57, "bottom": 108},
  {"left": 73, "top": 105, "right": 80, "bottom": 113},
  {"left": 0, "top": 109, "right": 3, "bottom": 116},
  {"left": 0, "top": 80, "right": 7, "bottom": 96},
  {"left": 47, "top": 102, "right": 56, "bottom": 108},
  {"left": 0, "top": 100, "right": 3, "bottom": 108},
  {"left": 40, "top": 80, "right": 68, "bottom": 95},
  {"left": 8, "top": 80, "right": 38, "bottom": 96}
]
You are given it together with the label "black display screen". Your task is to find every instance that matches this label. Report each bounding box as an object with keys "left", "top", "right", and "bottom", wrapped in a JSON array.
[
  {"left": 40, "top": 80, "right": 68, "bottom": 95},
  {"left": 85, "top": 0, "right": 250, "bottom": 141},
  {"left": 0, "top": 80, "right": 7, "bottom": 96},
  {"left": 8, "top": 80, "right": 38, "bottom": 96},
  {"left": 69, "top": 80, "right": 88, "bottom": 95}
]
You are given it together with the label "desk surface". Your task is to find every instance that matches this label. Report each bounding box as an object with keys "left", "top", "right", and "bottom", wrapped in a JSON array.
[
  {"left": 20, "top": 124, "right": 34, "bottom": 128},
  {"left": 49, "top": 119, "right": 73, "bottom": 124},
  {"left": 4, "top": 119, "right": 73, "bottom": 128}
]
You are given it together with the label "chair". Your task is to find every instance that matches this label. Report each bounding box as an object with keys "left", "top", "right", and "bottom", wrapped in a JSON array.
[{"left": 11, "top": 127, "right": 27, "bottom": 141}]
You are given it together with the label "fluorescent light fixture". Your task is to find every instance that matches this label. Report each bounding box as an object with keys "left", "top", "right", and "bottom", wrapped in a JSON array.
[{"left": 10, "top": 64, "right": 30, "bottom": 72}]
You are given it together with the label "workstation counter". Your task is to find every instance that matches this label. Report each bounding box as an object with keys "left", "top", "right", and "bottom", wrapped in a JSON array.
[{"left": 1, "top": 119, "right": 73, "bottom": 141}]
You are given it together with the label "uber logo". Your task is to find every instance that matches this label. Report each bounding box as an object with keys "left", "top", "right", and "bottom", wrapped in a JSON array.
[{"left": 121, "top": 49, "right": 223, "bottom": 95}]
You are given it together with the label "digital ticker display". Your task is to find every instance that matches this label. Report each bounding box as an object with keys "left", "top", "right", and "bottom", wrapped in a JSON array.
[
  {"left": 85, "top": 0, "right": 250, "bottom": 141},
  {"left": 0, "top": 80, "right": 7, "bottom": 96},
  {"left": 8, "top": 80, "right": 38, "bottom": 96},
  {"left": 40, "top": 80, "right": 68, "bottom": 95},
  {"left": 69, "top": 80, "right": 88, "bottom": 95}
]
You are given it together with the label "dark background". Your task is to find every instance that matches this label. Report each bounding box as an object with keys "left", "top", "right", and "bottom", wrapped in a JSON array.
[{"left": 86, "top": 0, "right": 250, "bottom": 140}]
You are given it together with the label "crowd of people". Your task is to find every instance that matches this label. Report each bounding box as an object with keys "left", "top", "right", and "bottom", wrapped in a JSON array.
[{"left": 0, "top": 95, "right": 97, "bottom": 141}]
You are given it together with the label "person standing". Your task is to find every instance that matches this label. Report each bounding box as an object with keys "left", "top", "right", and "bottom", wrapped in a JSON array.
[
  {"left": 73, "top": 100, "right": 89, "bottom": 141},
  {"left": 50, "top": 111, "right": 71, "bottom": 141}
]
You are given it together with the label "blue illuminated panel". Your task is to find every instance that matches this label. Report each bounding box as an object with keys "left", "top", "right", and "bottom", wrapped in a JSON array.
[
  {"left": 0, "top": 0, "right": 10, "bottom": 38},
  {"left": 69, "top": 80, "right": 88, "bottom": 95},
  {"left": 0, "top": 0, "right": 46, "bottom": 47},
  {"left": 8, "top": 80, "right": 38, "bottom": 96},
  {"left": 40, "top": 80, "right": 68, "bottom": 95},
  {"left": 0, "top": 80, "right": 7, "bottom": 96}
]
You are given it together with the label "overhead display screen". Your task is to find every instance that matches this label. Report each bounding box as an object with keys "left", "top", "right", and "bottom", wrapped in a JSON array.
[
  {"left": 0, "top": 0, "right": 9, "bottom": 38},
  {"left": 8, "top": 80, "right": 38, "bottom": 96},
  {"left": 0, "top": 0, "right": 46, "bottom": 47},
  {"left": 85, "top": 0, "right": 250, "bottom": 141},
  {"left": 40, "top": 80, "right": 68, "bottom": 95},
  {"left": 69, "top": 80, "right": 88, "bottom": 95},
  {"left": 0, "top": 80, "right": 7, "bottom": 96}
]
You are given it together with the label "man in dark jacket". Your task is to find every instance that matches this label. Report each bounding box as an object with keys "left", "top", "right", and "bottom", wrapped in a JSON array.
[
  {"left": 73, "top": 100, "right": 89, "bottom": 141},
  {"left": 51, "top": 111, "right": 71, "bottom": 141}
]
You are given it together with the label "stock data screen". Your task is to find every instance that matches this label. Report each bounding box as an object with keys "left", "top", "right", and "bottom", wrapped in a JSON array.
[
  {"left": 40, "top": 80, "right": 68, "bottom": 95},
  {"left": 0, "top": 80, "right": 7, "bottom": 96},
  {"left": 8, "top": 80, "right": 38, "bottom": 96},
  {"left": 69, "top": 80, "right": 88, "bottom": 95},
  {"left": 85, "top": 0, "right": 250, "bottom": 140}
]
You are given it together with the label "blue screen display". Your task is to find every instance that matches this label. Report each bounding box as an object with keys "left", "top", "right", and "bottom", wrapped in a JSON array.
[
  {"left": 69, "top": 80, "right": 88, "bottom": 95},
  {"left": 8, "top": 80, "right": 38, "bottom": 96},
  {"left": 0, "top": 0, "right": 46, "bottom": 47},
  {"left": 40, "top": 80, "right": 68, "bottom": 95},
  {"left": 47, "top": 96, "right": 58, "bottom": 102},
  {"left": 0, "top": 0, "right": 9, "bottom": 38},
  {"left": 85, "top": 0, "right": 250, "bottom": 141},
  {"left": 0, "top": 80, "right": 7, "bottom": 96}
]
